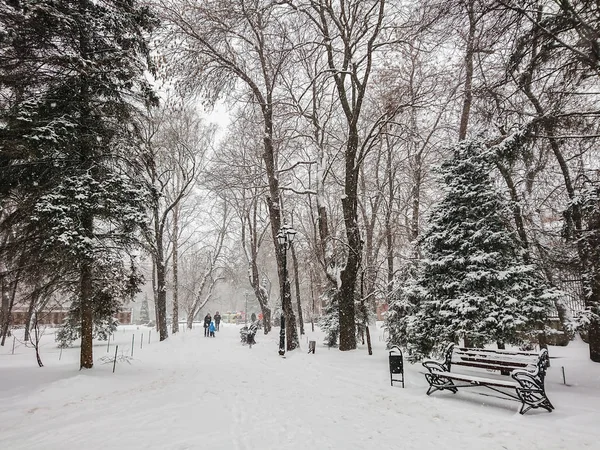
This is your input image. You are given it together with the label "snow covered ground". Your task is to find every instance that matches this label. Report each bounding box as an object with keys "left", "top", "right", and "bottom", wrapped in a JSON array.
[{"left": 1, "top": 323, "right": 599, "bottom": 450}]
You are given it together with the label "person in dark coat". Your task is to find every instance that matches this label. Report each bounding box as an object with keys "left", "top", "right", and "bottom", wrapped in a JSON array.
[
  {"left": 214, "top": 312, "right": 222, "bottom": 331},
  {"left": 203, "top": 313, "right": 212, "bottom": 337}
]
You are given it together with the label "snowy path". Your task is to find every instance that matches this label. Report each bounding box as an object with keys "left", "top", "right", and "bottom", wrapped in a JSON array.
[{"left": 1, "top": 324, "right": 599, "bottom": 449}]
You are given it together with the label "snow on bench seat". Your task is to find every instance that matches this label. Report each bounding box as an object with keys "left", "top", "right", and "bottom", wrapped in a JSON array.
[{"left": 433, "top": 371, "right": 519, "bottom": 389}]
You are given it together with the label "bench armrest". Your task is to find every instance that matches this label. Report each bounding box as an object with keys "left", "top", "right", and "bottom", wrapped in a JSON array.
[{"left": 422, "top": 360, "right": 448, "bottom": 373}]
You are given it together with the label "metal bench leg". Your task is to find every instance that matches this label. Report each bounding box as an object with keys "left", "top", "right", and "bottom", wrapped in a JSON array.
[
  {"left": 425, "top": 373, "right": 457, "bottom": 395},
  {"left": 513, "top": 373, "right": 553, "bottom": 414}
]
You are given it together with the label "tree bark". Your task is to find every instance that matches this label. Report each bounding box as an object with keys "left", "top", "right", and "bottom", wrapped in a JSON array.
[
  {"left": 291, "top": 243, "right": 304, "bottom": 335},
  {"left": 24, "top": 287, "right": 38, "bottom": 342},
  {"left": 0, "top": 269, "right": 18, "bottom": 346},
  {"left": 172, "top": 202, "right": 179, "bottom": 334},
  {"left": 0, "top": 267, "right": 8, "bottom": 343},
  {"left": 458, "top": 0, "right": 476, "bottom": 141},
  {"left": 80, "top": 216, "right": 94, "bottom": 369},
  {"left": 154, "top": 213, "right": 169, "bottom": 341}
]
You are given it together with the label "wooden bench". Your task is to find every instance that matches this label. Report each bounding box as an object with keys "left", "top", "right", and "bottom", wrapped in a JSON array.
[{"left": 422, "top": 343, "right": 554, "bottom": 414}]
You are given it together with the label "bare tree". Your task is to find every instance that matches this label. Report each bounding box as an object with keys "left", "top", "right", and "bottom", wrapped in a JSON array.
[
  {"left": 286, "top": 0, "right": 419, "bottom": 350},
  {"left": 139, "top": 102, "right": 210, "bottom": 341},
  {"left": 179, "top": 201, "right": 231, "bottom": 328},
  {"left": 206, "top": 112, "right": 274, "bottom": 333},
  {"left": 158, "top": 0, "right": 300, "bottom": 349}
]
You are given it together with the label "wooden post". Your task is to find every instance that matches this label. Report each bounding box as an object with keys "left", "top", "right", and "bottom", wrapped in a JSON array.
[
  {"left": 140, "top": 333, "right": 143, "bottom": 349},
  {"left": 59, "top": 347, "right": 63, "bottom": 361},
  {"left": 113, "top": 345, "right": 118, "bottom": 373},
  {"left": 12, "top": 335, "right": 15, "bottom": 355},
  {"left": 148, "top": 330, "right": 151, "bottom": 344},
  {"left": 562, "top": 366, "right": 566, "bottom": 385},
  {"left": 131, "top": 335, "right": 134, "bottom": 357},
  {"left": 107, "top": 334, "right": 110, "bottom": 353}
]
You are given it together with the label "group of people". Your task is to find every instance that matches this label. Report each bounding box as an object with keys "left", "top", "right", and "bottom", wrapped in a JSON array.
[{"left": 203, "top": 312, "right": 221, "bottom": 337}]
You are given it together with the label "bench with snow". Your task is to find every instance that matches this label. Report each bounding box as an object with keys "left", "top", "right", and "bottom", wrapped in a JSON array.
[{"left": 422, "top": 343, "right": 554, "bottom": 415}]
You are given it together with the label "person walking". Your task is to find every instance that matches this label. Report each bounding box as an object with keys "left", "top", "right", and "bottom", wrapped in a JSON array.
[
  {"left": 214, "top": 311, "right": 221, "bottom": 331},
  {"left": 209, "top": 321, "right": 216, "bottom": 337},
  {"left": 203, "top": 313, "right": 212, "bottom": 337}
]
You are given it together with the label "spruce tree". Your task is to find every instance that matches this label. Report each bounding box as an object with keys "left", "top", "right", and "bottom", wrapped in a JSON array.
[
  {"left": 139, "top": 294, "right": 151, "bottom": 324},
  {"left": 0, "top": 0, "right": 157, "bottom": 368},
  {"left": 387, "top": 140, "right": 556, "bottom": 358},
  {"left": 318, "top": 288, "right": 339, "bottom": 347}
]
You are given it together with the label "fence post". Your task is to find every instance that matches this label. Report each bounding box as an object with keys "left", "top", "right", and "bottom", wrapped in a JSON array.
[
  {"left": 12, "top": 336, "right": 15, "bottom": 355},
  {"left": 113, "top": 345, "right": 118, "bottom": 373},
  {"left": 140, "top": 333, "right": 143, "bottom": 350},
  {"left": 131, "top": 335, "right": 135, "bottom": 357},
  {"left": 107, "top": 334, "right": 110, "bottom": 353},
  {"left": 59, "top": 347, "right": 63, "bottom": 361},
  {"left": 148, "top": 330, "right": 151, "bottom": 344}
]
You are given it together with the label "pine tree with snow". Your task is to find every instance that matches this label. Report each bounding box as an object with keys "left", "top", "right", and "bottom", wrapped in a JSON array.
[
  {"left": 318, "top": 288, "right": 339, "bottom": 347},
  {"left": 139, "top": 294, "right": 151, "bottom": 324},
  {"left": 0, "top": 0, "right": 157, "bottom": 368},
  {"left": 388, "top": 140, "right": 557, "bottom": 358}
]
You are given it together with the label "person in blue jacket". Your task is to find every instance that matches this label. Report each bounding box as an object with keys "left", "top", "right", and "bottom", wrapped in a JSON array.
[{"left": 209, "top": 321, "right": 216, "bottom": 337}]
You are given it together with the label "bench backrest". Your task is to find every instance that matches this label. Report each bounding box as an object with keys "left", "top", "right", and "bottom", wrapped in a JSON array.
[{"left": 444, "top": 344, "right": 549, "bottom": 378}]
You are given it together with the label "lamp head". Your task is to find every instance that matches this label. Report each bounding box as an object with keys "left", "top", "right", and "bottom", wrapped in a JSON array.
[
  {"left": 277, "top": 229, "right": 286, "bottom": 246},
  {"left": 286, "top": 227, "right": 297, "bottom": 243}
]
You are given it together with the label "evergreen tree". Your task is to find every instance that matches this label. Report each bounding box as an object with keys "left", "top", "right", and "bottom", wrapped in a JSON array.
[
  {"left": 0, "top": 0, "right": 157, "bottom": 368},
  {"left": 318, "top": 288, "right": 339, "bottom": 347},
  {"left": 139, "top": 294, "right": 150, "bottom": 324},
  {"left": 387, "top": 140, "right": 557, "bottom": 359}
]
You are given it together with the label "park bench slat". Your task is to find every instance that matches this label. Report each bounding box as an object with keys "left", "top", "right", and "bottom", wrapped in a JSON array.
[{"left": 435, "top": 371, "right": 519, "bottom": 389}]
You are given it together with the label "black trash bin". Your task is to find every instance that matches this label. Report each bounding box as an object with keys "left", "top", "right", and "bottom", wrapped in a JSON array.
[{"left": 389, "top": 346, "right": 404, "bottom": 388}]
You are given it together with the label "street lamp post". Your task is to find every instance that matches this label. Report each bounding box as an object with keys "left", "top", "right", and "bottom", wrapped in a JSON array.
[{"left": 277, "top": 225, "right": 297, "bottom": 356}]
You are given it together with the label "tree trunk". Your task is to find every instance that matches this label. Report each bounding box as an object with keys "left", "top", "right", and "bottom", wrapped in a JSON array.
[
  {"left": 338, "top": 186, "right": 361, "bottom": 351},
  {"left": 0, "top": 268, "right": 8, "bottom": 343},
  {"left": 589, "top": 319, "right": 600, "bottom": 363},
  {"left": 152, "top": 256, "right": 159, "bottom": 332},
  {"left": 458, "top": 0, "right": 476, "bottom": 141},
  {"left": 172, "top": 202, "right": 179, "bottom": 334},
  {"left": 1, "top": 269, "right": 19, "bottom": 346},
  {"left": 291, "top": 243, "right": 304, "bottom": 335},
  {"left": 280, "top": 244, "right": 299, "bottom": 352},
  {"left": 337, "top": 119, "right": 362, "bottom": 351},
  {"left": 80, "top": 245, "right": 94, "bottom": 368},
  {"left": 385, "top": 137, "right": 394, "bottom": 297},
  {"left": 24, "top": 287, "right": 38, "bottom": 342},
  {"left": 366, "top": 326, "right": 372, "bottom": 356},
  {"left": 262, "top": 101, "right": 298, "bottom": 350},
  {"left": 249, "top": 255, "right": 271, "bottom": 334},
  {"left": 155, "top": 260, "right": 168, "bottom": 341},
  {"left": 32, "top": 313, "right": 44, "bottom": 367},
  {"left": 154, "top": 214, "right": 168, "bottom": 341}
]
